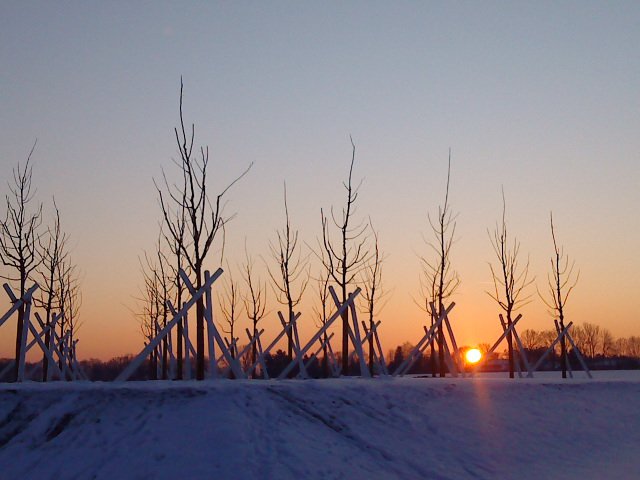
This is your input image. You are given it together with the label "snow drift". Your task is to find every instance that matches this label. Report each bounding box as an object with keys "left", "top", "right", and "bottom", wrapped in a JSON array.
[{"left": 0, "top": 374, "right": 638, "bottom": 479}]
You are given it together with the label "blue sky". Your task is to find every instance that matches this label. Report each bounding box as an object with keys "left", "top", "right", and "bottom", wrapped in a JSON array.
[{"left": 1, "top": 1, "right": 639, "bottom": 358}]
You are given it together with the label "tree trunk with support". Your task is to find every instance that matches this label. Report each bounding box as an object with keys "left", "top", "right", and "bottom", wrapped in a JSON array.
[
  {"left": 320, "top": 138, "right": 369, "bottom": 376},
  {"left": 419, "top": 151, "right": 458, "bottom": 378},
  {"left": 0, "top": 145, "right": 43, "bottom": 382},
  {"left": 156, "top": 78, "right": 251, "bottom": 380},
  {"left": 541, "top": 212, "right": 579, "bottom": 379},
  {"left": 488, "top": 188, "right": 533, "bottom": 379}
]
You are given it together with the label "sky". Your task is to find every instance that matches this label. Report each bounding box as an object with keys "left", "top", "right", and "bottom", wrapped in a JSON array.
[{"left": 1, "top": 1, "right": 639, "bottom": 361}]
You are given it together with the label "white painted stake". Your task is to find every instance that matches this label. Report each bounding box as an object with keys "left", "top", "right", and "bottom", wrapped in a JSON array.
[{"left": 0, "top": 283, "right": 39, "bottom": 328}]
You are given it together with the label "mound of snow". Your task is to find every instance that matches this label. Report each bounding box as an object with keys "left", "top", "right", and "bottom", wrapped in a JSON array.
[{"left": 0, "top": 374, "right": 638, "bottom": 479}]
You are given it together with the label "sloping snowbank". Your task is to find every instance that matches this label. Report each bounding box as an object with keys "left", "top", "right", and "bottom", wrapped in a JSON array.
[{"left": 0, "top": 373, "right": 638, "bottom": 479}]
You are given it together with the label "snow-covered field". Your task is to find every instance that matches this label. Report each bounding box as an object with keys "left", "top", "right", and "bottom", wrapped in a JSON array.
[{"left": 0, "top": 372, "right": 638, "bottom": 480}]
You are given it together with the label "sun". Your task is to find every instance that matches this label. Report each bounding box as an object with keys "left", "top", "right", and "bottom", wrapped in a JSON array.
[{"left": 465, "top": 348, "right": 482, "bottom": 364}]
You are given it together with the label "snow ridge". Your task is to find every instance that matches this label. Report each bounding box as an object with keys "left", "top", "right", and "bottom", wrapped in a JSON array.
[{"left": 0, "top": 376, "right": 638, "bottom": 479}]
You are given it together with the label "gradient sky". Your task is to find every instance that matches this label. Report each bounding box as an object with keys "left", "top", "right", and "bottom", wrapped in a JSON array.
[{"left": 1, "top": 1, "right": 639, "bottom": 360}]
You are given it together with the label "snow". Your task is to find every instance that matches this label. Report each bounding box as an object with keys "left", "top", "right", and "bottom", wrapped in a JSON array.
[{"left": 0, "top": 372, "right": 638, "bottom": 479}]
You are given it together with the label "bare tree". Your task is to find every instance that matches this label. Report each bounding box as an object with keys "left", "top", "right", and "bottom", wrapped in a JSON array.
[
  {"left": 242, "top": 247, "right": 266, "bottom": 370},
  {"left": 36, "top": 200, "right": 69, "bottom": 381},
  {"left": 219, "top": 269, "right": 240, "bottom": 364},
  {"left": 581, "top": 322, "right": 600, "bottom": 359},
  {"left": 157, "top": 170, "right": 188, "bottom": 379},
  {"left": 138, "top": 253, "right": 161, "bottom": 379},
  {"left": 520, "top": 329, "right": 543, "bottom": 351},
  {"left": 156, "top": 78, "right": 252, "bottom": 380},
  {"left": 320, "top": 138, "right": 369, "bottom": 375},
  {"left": 57, "top": 256, "right": 81, "bottom": 372},
  {"left": 268, "top": 183, "right": 308, "bottom": 364},
  {"left": 312, "top": 267, "right": 332, "bottom": 377},
  {"left": 540, "top": 212, "right": 579, "bottom": 378},
  {"left": 420, "top": 152, "right": 459, "bottom": 377},
  {"left": 0, "top": 144, "right": 43, "bottom": 381},
  {"left": 360, "top": 224, "right": 386, "bottom": 375},
  {"left": 487, "top": 188, "right": 533, "bottom": 378},
  {"left": 153, "top": 238, "right": 172, "bottom": 379},
  {"left": 600, "top": 328, "right": 614, "bottom": 357}
]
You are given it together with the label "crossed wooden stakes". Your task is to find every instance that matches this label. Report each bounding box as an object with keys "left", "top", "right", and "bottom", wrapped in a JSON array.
[
  {"left": 119, "top": 270, "right": 386, "bottom": 381},
  {"left": 117, "top": 268, "right": 245, "bottom": 382},
  {"left": 527, "top": 320, "right": 592, "bottom": 378},
  {"left": 246, "top": 286, "right": 387, "bottom": 379},
  {"left": 1, "top": 282, "right": 86, "bottom": 382},
  {"left": 393, "top": 302, "right": 464, "bottom": 377},
  {"left": 467, "top": 313, "right": 531, "bottom": 377}
]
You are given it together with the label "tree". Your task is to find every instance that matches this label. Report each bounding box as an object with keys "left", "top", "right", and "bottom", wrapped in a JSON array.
[
  {"left": 57, "top": 256, "right": 81, "bottom": 372},
  {"left": 360, "top": 224, "right": 386, "bottom": 375},
  {"left": 219, "top": 269, "right": 240, "bottom": 365},
  {"left": 581, "top": 322, "right": 600, "bottom": 359},
  {"left": 540, "top": 212, "right": 579, "bottom": 378},
  {"left": 599, "top": 328, "right": 614, "bottom": 358},
  {"left": 156, "top": 79, "right": 252, "bottom": 380},
  {"left": 320, "top": 138, "right": 369, "bottom": 375},
  {"left": 313, "top": 267, "right": 332, "bottom": 377},
  {"left": 138, "top": 253, "right": 162, "bottom": 379},
  {"left": 0, "top": 144, "right": 43, "bottom": 381},
  {"left": 487, "top": 188, "right": 533, "bottom": 378},
  {"left": 152, "top": 238, "right": 172, "bottom": 379},
  {"left": 242, "top": 247, "right": 266, "bottom": 370},
  {"left": 267, "top": 183, "right": 308, "bottom": 365},
  {"left": 36, "top": 201, "right": 69, "bottom": 381},
  {"left": 520, "top": 329, "right": 543, "bottom": 351},
  {"left": 420, "top": 152, "right": 459, "bottom": 377},
  {"left": 157, "top": 170, "right": 188, "bottom": 379}
]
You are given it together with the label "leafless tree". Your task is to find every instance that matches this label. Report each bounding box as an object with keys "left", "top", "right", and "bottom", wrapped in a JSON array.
[
  {"left": 312, "top": 266, "right": 332, "bottom": 377},
  {"left": 267, "top": 183, "right": 308, "bottom": 364},
  {"left": 487, "top": 188, "right": 533, "bottom": 378},
  {"left": 580, "top": 322, "right": 600, "bottom": 359},
  {"left": 0, "top": 144, "right": 43, "bottom": 381},
  {"left": 57, "top": 256, "right": 81, "bottom": 372},
  {"left": 156, "top": 78, "right": 252, "bottom": 380},
  {"left": 153, "top": 238, "right": 173, "bottom": 379},
  {"left": 219, "top": 269, "right": 240, "bottom": 365},
  {"left": 600, "top": 328, "right": 614, "bottom": 357},
  {"left": 360, "top": 224, "right": 386, "bottom": 375},
  {"left": 617, "top": 336, "right": 640, "bottom": 358},
  {"left": 138, "top": 253, "right": 161, "bottom": 379},
  {"left": 320, "top": 138, "right": 369, "bottom": 375},
  {"left": 540, "top": 212, "right": 579, "bottom": 378},
  {"left": 420, "top": 152, "right": 459, "bottom": 377},
  {"left": 157, "top": 169, "right": 188, "bottom": 379},
  {"left": 520, "top": 329, "right": 543, "bottom": 351},
  {"left": 36, "top": 200, "right": 69, "bottom": 381},
  {"left": 242, "top": 247, "right": 266, "bottom": 370}
]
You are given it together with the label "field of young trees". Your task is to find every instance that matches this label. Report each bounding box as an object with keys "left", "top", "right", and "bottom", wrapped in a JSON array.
[{"left": 1, "top": 82, "right": 639, "bottom": 383}]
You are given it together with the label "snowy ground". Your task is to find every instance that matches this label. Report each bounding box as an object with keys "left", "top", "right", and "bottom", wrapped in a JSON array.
[{"left": 0, "top": 371, "right": 638, "bottom": 480}]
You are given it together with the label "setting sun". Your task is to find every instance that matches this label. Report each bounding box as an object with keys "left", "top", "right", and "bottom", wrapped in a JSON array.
[{"left": 465, "top": 348, "right": 482, "bottom": 364}]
